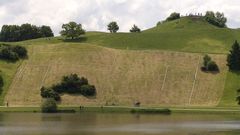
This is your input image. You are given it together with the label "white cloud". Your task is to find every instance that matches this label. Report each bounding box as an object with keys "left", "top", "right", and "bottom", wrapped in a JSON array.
[{"left": 0, "top": 0, "right": 240, "bottom": 35}]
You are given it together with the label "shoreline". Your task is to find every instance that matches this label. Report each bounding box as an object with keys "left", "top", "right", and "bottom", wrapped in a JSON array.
[{"left": 0, "top": 106, "right": 239, "bottom": 114}]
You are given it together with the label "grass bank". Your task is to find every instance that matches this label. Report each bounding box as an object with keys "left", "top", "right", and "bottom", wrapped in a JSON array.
[{"left": 0, "top": 106, "right": 240, "bottom": 114}]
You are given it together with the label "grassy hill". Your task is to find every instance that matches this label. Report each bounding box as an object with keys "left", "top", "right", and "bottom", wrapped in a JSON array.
[
  {"left": 84, "top": 17, "right": 240, "bottom": 54},
  {"left": 1, "top": 16, "right": 240, "bottom": 107}
]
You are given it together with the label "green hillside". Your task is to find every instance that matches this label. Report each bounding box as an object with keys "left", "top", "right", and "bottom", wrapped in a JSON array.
[
  {"left": 1, "top": 17, "right": 240, "bottom": 107},
  {"left": 84, "top": 17, "right": 240, "bottom": 54}
]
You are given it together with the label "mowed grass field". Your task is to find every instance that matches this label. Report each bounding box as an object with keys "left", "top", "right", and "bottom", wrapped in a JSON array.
[{"left": 5, "top": 42, "right": 228, "bottom": 107}]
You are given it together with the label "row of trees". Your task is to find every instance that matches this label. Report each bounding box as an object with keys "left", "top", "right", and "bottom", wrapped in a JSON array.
[
  {"left": 41, "top": 74, "right": 96, "bottom": 101},
  {"left": 204, "top": 11, "right": 227, "bottom": 28},
  {"left": 60, "top": 21, "right": 141, "bottom": 39},
  {"left": 0, "top": 24, "right": 54, "bottom": 42}
]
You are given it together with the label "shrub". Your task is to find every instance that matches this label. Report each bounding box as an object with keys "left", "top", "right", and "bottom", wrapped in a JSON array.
[
  {"left": 41, "top": 98, "right": 57, "bottom": 113},
  {"left": 40, "top": 87, "right": 61, "bottom": 101},
  {"left": 12, "top": 46, "right": 27, "bottom": 58},
  {"left": 130, "top": 25, "right": 141, "bottom": 33},
  {"left": 202, "top": 55, "right": 219, "bottom": 72},
  {"left": 0, "top": 75, "right": 3, "bottom": 88},
  {"left": 80, "top": 84, "right": 96, "bottom": 96},
  {"left": 166, "top": 12, "right": 180, "bottom": 21},
  {"left": 207, "top": 61, "right": 219, "bottom": 71},
  {"left": 52, "top": 74, "right": 89, "bottom": 94},
  {"left": 0, "top": 44, "right": 27, "bottom": 61}
]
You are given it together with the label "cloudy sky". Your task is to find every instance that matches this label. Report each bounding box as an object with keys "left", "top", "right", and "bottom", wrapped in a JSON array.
[{"left": 0, "top": 0, "right": 240, "bottom": 35}]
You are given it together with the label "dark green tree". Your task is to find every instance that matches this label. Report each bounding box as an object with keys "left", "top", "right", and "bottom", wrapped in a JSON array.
[
  {"left": 41, "top": 98, "right": 57, "bottom": 113},
  {"left": 202, "top": 54, "right": 219, "bottom": 71},
  {"left": 130, "top": 25, "right": 141, "bottom": 33},
  {"left": 40, "top": 87, "right": 61, "bottom": 101},
  {"left": 204, "top": 11, "right": 227, "bottom": 28},
  {"left": 80, "top": 84, "right": 96, "bottom": 96},
  {"left": 0, "top": 24, "right": 53, "bottom": 42},
  {"left": 0, "top": 75, "right": 4, "bottom": 90},
  {"left": 166, "top": 12, "right": 180, "bottom": 21},
  {"left": 107, "top": 22, "right": 119, "bottom": 33},
  {"left": 40, "top": 25, "right": 54, "bottom": 37},
  {"left": 227, "top": 40, "right": 240, "bottom": 71},
  {"left": 236, "top": 89, "right": 240, "bottom": 105},
  {"left": 60, "top": 22, "right": 85, "bottom": 39},
  {"left": 203, "top": 55, "right": 211, "bottom": 68}
]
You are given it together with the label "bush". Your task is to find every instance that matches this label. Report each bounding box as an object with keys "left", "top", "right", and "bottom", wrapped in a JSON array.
[
  {"left": 0, "top": 75, "right": 3, "bottom": 88},
  {"left": 202, "top": 55, "right": 219, "bottom": 72},
  {"left": 80, "top": 85, "right": 96, "bottom": 96},
  {"left": 52, "top": 74, "right": 89, "bottom": 94},
  {"left": 207, "top": 61, "right": 219, "bottom": 71},
  {"left": 12, "top": 46, "right": 27, "bottom": 58},
  {"left": 40, "top": 87, "right": 61, "bottom": 101},
  {"left": 130, "top": 25, "right": 141, "bottom": 33},
  {"left": 0, "top": 44, "right": 27, "bottom": 61},
  {"left": 41, "top": 98, "right": 57, "bottom": 113},
  {"left": 166, "top": 12, "right": 180, "bottom": 21}
]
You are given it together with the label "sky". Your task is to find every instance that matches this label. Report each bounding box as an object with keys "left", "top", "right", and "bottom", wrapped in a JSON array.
[{"left": 0, "top": 0, "right": 240, "bottom": 35}]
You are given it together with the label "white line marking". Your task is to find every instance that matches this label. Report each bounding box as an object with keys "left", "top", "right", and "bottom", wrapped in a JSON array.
[
  {"left": 188, "top": 56, "right": 201, "bottom": 105},
  {"left": 161, "top": 65, "right": 169, "bottom": 91}
]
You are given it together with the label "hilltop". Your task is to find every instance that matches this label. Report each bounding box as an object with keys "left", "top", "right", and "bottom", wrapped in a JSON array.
[{"left": 1, "top": 17, "right": 240, "bottom": 107}]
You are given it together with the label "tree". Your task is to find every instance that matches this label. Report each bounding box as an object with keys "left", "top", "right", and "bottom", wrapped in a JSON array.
[
  {"left": 130, "top": 25, "right": 141, "bottom": 33},
  {"left": 80, "top": 84, "right": 96, "bottom": 96},
  {"left": 40, "top": 25, "right": 54, "bottom": 37},
  {"left": 50, "top": 74, "right": 96, "bottom": 96},
  {"left": 107, "top": 22, "right": 119, "bottom": 33},
  {"left": 41, "top": 98, "right": 57, "bottom": 113},
  {"left": 40, "top": 87, "right": 60, "bottom": 101},
  {"left": 60, "top": 22, "right": 85, "bottom": 39},
  {"left": 204, "top": 11, "right": 227, "bottom": 28},
  {"left": 202, "top": 54, "right": 219, "bottom": 72},
  {"left": 0, "top": 24, "right": 54, "bottom": 42},
  {"left": 227, "top": 40, "right": 240, "bottom": 71},
  {"left": 203, "top": 55, "right": 211, "bottom": 68},
  {"left": 236, "top": 89, "right": 240, "bottom": 105},
  {"left": 0, "top": 75, "right": 4, "bottom": 90},
  {"left": 166, "top": 12, "right": 180, "bottom": 21}
]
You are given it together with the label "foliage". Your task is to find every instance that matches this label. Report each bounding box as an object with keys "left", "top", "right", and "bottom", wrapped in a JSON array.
[
  {"left": 60, "top": 22, "right": 85, "bottom": 39},
  {"left": 41, "top": 98, "right": 57, "bottom": 113},
  {"left": 204, "top": 11, "right": 227, "bottom": 28},
  {"left": 0, "top": 44, "right": 27, "bottom": 62},
  {"left": 166, "top": 12, "right": 180, "bottom": 21},
  {"left": 130, "top": 25, "right": 141, "bottom": 33},
  {"left": 0, "top": 24, "right": 54, "bottom": 42},
  {"left": 202, "top": 54, "right": 219, "bottom": 72},
  {"left": 227, "top": 40, "right": 240, "bottom": 71},
  {"left": 0, "top": 75, "right": 3, "bottom": 89},
  {"left": 51, "top": 74, "right": 96, "bottom": 96},
  {"left": 80, "top": 84, "right": 96, "bottom": 96},
  {"left": 40, "top": 87, "right": 60, "bottom": 101},
  {"left": 107, "top": 22, "right": 119, "bottom": 33},
  {"left": 236, "top": 89, "right": 240, "bottom": 105}
]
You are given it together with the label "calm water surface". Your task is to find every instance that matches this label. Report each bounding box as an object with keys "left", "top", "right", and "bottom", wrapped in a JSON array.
[{"left": 0, "top": 113, "right": 239, "bottom": 135}]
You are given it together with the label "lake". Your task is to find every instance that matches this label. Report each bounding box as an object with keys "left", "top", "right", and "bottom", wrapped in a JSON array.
[{"left": 0, "top": 112, "right": 239, "bottom": 135}]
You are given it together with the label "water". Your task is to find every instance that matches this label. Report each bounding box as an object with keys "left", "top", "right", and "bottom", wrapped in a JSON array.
[{"left": 0, "top": 113, "right": 239, "bottom": 135}]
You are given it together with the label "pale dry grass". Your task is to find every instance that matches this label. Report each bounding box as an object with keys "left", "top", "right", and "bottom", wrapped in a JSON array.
[{"left": 5, "top": 43, "right": 227, "bottom": 107}]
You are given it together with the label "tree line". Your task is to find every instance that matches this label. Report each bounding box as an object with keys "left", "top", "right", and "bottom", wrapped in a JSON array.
[{"left": 0, "top": 24, "right": 54, "bottom": 42}]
